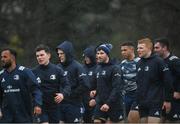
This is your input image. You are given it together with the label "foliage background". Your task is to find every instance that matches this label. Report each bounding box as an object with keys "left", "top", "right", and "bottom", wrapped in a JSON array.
[{"left": 0, "top": 0, "right": 180, "bottom": 67}]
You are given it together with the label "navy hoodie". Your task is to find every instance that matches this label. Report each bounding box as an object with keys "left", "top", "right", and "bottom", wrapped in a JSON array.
[
  {"left": 0, "top": 65, "right": 42, "bottom": 122},
  {"left": 136, "top": 54, "right": 173, "bottom": 107},
  {"left": 56, "top": 41, "right": 89, "bottom": 104},
  {"left": 82, "top": 47, "right": 97, "bottom": 107},
  {"left": 83, "top": 47, "right": 97, "bottom": 90}
]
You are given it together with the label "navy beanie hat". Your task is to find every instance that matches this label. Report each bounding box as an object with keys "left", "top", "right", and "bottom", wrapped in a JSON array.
[{"left": 96, "top": 43, "right": 113, "bottom": 55}]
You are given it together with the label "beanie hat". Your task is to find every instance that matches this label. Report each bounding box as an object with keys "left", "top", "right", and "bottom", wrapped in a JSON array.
[{"left": 96, "top": 43, "right": 113, "bottom": 55}]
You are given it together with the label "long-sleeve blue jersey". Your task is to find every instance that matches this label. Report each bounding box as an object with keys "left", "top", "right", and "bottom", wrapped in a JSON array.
[
  {"left": 0, "top": 65, "right": 42, "bottom": 120},
  {"left": 32, "top": 63, "right": 71, "bottom": 107},
  {"left": 119, "top": 57, "right": 140, "bottom": 93},
  {"left": 57, "top": 60, "right": 90, "bottom": 104}
]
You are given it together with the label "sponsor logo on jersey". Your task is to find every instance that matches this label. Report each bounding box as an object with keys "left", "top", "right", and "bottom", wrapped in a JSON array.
[
  {"left": 79, "top": 73, "right": 86, "bottom": 77},
  {"left": 63, "top": 71, "right": 68, "bottom": 76},
  {"left": 4, "top": 85, "right": 20, "bottom": 93},
  {"left": 138, "top": 67, "right": 141, "bottom": 72},
  {"left": 88, "top": 71, "right": 93, "bottom": 76},
  {"left": 1, "top": 78, "right": 5, "bottom": 83},
  {"left": 135, "top": 106, "right": 139, "bottom": 109},
  {"left": 7, "top": 85, "right": 12, "bottom": 89},
  {"left": 74, "top": 118, "right": 79, "bottom": 122},
  {"left": 37, "top": 77, "right": 41, "bottom": 83},
  {"left": 114, "top": 73, "right": 121, "bottom": 77},
  {"left": 163, "top": 67, "right": 169, "bottom": 71},
  {"left": 154, "top": 111, "right": 160, "bottom": 116},
  {"left": 119, "top": 115, "right": 123, "bottom": 120},
  {"left": 169, "top": 56, "right": 178, "bottom": 61},
  {"left": 18, "top": 66, "right": 25, "bottom": 70},
  {"left": 173, "top": 114, "right": 178, "bottom": 119}
]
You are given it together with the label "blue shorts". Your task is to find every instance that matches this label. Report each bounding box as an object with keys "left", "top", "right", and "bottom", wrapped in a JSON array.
[
  {"left": 37, "top": 106, "right": 60, "bottom": 123},
  {"left": 139, "top": 104, "right": 162, "bottom": 118},
  {"left": 165, "top": 100, "right": 180, "bottom": 121},
  {"left": 131, "top": 101, "right": 139, "bottom": 111},
  {"left": 123, "top": 90, "right": 138, "bottom": 115},
  {"left": 59, "top": 103, "right": 84, "bottom": 123},
  {"left": 0, "top": 106, "right": 31, "bottom": 123},
  {"left": 83, "top": 105, "right": 94, "bottom": 123},
  {"left": 94, "top": 103, "right": 124, "bottom": 122}
]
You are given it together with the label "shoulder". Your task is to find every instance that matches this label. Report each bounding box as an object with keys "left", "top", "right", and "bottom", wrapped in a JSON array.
[
  {"left": 121, "top": 59, "right": 127, "bottom": 64},
  {"left": 169, "top": 55, "right": 178, "bottom": 61},
  {"left": 152, "top": 55, "right": 164, "bottom": 63},
  {"left": 112, "top": 64, "right": 121, "bottom": 71},
  {"left": 74, "top": 60, "right": 82, "bottom": 66},
  {"left": 0, "top": 69, "right": 4, "bottom": 75},
  {"left": 168, "top": 55, "right": 179, "bottom": 64},
  {"left": 134, "top": 57, "right": 140, "bottom": 62},
  {"left": 57, "top": 63, "right": 62, "bottom": 68},
  {"left": 31, "top": 65, "right": 39, "bottom": 72},
  {"left": 17, "top": 65, "right": 33, "bottom": 75},
  {"left": 55, "top": 64, "right": 65, "bottom": 74},
  {"left": 50, "top": 63, "right": 59, "bottom": 69},
  {"left": 168, "top": 55, "right": 180, "bottom": 67},
  {"left": 18, "top": 66, "right": 26, "bottom": 71},
  {"left": 73, "top": 60, "right": 84, "bottom": 69}
]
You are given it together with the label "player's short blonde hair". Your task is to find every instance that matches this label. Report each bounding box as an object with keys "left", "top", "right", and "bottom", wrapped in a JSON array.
[{"left": 138, "top": 38, "right": 153, "bottom": 50}]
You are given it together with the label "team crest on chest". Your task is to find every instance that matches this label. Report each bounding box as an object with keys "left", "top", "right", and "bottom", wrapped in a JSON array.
[
  {"left": 50, "top": 75, "right": 56, "bottom": 80},
  {"left": 101, "top": 70, "right": 106, "bottom": 75},
  {"left": 7, "top": 85, "right": 12, "bottom": 89},
  {"left": 132, "top": 64, "right": 136, "bottom": 70},
  {"left": 14, "top": 75, "right": 20, "bottom": 80}
]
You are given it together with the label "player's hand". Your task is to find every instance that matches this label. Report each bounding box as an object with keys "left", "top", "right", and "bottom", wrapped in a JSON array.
[
  {"left": 34, "top": 106, "right": 42, "bottom": 115},
  {"left": 55, "top": 93, "right": 64, "bottom": 103},
  {"left": 90, "top": 90, "right": 96, "bottom": 98},
  {"left": 0, "top": 110, "right": 2, "bottom": 119},
  {"left": 100, "top": 104, "right": 109, "bottom": 112},
  {"left": 162, "top": 101, "right": 171, "bottom": 113},
  {"left": 173, "top": 92, "right": 180, "bottom": 99},
  {"left": 89, "top": 99, "right": 96, "bottom": 107}
]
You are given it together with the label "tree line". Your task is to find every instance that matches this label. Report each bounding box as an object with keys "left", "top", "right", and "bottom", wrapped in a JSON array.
[{"left": 0, "top": 0, "right": 180, "bottom": 67}]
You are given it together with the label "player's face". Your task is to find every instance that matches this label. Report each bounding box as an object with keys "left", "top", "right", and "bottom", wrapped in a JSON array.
[
  {"left": 57, "top": 49, "right": 66, "bottom": 63},
  {"left": 84, "top": 56, "right": 91, "bottom": 64},
  {"left": 96, "top": 50, "right": 109, "bottom": 63},
  {"left": 36, "top": 50, "right": 50, "bottom": 65},
  {"left": 154, "top": 42, "right": 164, "bottom": 57},
  {"left": 1, "top": 50, "right": 13, "bottom": 69},
  {"left": 121, "top": 46, "right": 133, "bottom": 59},
  {"left": 137, "top": 43, "right": 150, "bottom": 58}
]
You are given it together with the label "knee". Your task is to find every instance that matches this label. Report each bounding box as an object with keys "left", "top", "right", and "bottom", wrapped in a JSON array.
[{"left": 94, "top": 118, "right": 106, "bottom": 123}]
